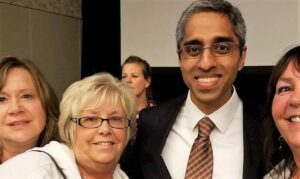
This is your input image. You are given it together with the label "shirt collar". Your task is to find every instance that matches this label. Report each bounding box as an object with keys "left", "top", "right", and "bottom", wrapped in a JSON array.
[{"left": 185, "top": 86, "right": 240, "bottom": 133}]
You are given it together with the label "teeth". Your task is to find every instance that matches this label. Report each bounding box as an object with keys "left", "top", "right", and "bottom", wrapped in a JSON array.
[
  {"left": 197, "top": 77, "right": 218, "bottom": 83},
  {"left": 291, "top": 117, "right": 300, "bottom": 122},
  {"left": 96, "top": 141, "right": 113, "bottom": 146}
]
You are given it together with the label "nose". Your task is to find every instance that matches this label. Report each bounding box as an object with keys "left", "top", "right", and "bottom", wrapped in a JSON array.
[
  {"left": 196, "top": 48, "right": 217, "bottom": 72},
  {"left": 98, "top": 120, "right": 111, "bottom": 135},
  {"left": 289, "top": 90, "right": 300, "bottom": 108},
  {"left": 123, "top": 76, "right": 132, "bottom": 84},
  {"left": 8, "top": 99, "right": 24, "bottom": 114}
]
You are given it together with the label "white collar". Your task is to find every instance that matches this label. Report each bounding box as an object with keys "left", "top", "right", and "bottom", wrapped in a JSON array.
[{"left": 185, "top": 86, "right": 241, "bottom": 133}]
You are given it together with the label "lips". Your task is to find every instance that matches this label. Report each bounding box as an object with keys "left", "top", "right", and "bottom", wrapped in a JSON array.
[
  {"left": 93, "top": 141, "right": 115, "bottom": 146},
  {"left": 195, "top": 74, "right": 221, "bottom": 88},
  {"left": 8, "top": 120, "right": 30, "bottom": 126}
]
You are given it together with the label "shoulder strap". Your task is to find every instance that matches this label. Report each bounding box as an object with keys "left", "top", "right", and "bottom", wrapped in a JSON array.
[{"left": 31, "top": 150, "right": 67, "bottom": 179}]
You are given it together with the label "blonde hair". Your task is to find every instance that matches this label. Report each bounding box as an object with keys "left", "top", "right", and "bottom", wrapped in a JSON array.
[{"left": 59, "top": 72, "right": 137, "bottom": 148}]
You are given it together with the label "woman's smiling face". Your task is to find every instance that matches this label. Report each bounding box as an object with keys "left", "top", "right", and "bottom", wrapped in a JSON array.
[
  {"left": 0, "top": 67, "right": 46, "bottom": 150},
  {"left": 272, "top": 62, "right": 300, "bottom": 150},
  {"left": 73, "top": 100, "right": 128, "bottom": 168}
]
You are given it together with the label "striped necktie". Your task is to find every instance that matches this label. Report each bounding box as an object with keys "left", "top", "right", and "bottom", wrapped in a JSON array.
[{"left": 185, "top": 117, "right": 215, "bottom": 179}]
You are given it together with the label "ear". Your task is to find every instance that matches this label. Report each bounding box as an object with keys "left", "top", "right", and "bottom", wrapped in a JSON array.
[
  {"left": 145, "top": 77, "right": 151, "bottom": 88},
  {"left": 178, "top": 51, "right": 183, "bottom": 68},
  {"left": 238, "top": 47, "right": 247, "bottom": 71}
]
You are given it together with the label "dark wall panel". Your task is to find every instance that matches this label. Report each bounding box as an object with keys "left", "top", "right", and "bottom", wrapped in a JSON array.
[{"left": 82, "top": 0, "right": 121, "bottom": 78}]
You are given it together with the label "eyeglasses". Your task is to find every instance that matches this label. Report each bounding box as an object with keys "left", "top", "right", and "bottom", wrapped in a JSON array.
[
  {"left": 71, "top": 116, "right": 131, "bottom": 129},
  {"left": 178, "top": 42, "right": 242, "bottom": 59}
]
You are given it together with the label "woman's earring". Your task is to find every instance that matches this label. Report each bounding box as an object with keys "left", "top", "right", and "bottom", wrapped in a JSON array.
[{"left": 278, "top": 135, "right": 284, "bottom": 151}]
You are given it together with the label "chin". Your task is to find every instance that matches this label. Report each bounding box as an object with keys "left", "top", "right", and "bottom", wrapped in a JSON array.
[{"left": 96, "top": 158, "right": 118, "bottom": 165}]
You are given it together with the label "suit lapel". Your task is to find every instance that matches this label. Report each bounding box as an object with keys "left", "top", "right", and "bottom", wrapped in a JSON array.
[
  {"left": 139, "top": 94, "right": 264, "bottom": 179},
  {"left": 146, "top": 95, "right": 187, "bottom": 179}
]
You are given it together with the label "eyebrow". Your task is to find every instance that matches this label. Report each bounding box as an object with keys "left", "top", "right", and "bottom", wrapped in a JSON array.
[
  {"left": 182, "top": 37, "right": 235, "bottom": 46},
  {"left": 183, "top": 40, "right": 202, "bottom": 46},
  {"left": 214, "top": 37, "right": 234, "bottom": 43},
  {"left": 82, "top": 108, "right": 123, "bottom": 116}
]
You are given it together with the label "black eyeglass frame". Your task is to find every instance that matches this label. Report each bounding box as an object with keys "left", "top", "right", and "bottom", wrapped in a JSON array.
[
  {"left": 71, "top": 116, "right": 131, "bottom": 129},
  {"left": 177, "top": 41, "right": 243, "bottom": 58}
]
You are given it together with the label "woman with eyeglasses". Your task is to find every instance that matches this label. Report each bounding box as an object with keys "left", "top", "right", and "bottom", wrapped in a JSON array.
[{"left": 0, "top": 73, "right": 137, "bottom": 179}]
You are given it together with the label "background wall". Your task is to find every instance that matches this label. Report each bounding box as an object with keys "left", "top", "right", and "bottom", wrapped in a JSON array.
[
  {"left": 0, "top": 1, "right": 81, "bottom": 99},
  {"left": 121, "top": 0, "right": 300, "bottom": 67}
]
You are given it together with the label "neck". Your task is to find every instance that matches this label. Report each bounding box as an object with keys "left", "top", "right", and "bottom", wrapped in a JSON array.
[
  {"left": 292, "top": 169, "right": 300, "bottom": 179},
  {"left": 137, "top": 94, "right": 148, "bottom": 111},
  {"left": 77, "top": 160, "right": 115, "bottom": 179},
  {"left": 0, "top": 141, "right": 37, "bottom": 163}
]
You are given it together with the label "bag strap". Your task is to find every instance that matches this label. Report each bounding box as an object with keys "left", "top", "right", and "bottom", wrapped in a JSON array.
[{"left": 31, "top": 150, "right": 67, "bottom": 179}]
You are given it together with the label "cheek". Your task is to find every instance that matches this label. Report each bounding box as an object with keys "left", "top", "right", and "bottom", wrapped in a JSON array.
[
  {"left": 32, "top": 103, "right": 47, "bottom": 129},
  {"left": 115, "top": 130, "right": 127, "bottom": 146},
  {"left": 0, "top": 107, "right": 6, "bottom": 122},
  {"left": 75, "top": 130, "right": 96, "bottom": 153},
  {"left": 179, "top": 60, "right": 193, "bottom": 71},
  {"left": 134, "top": 80, "right": 146, "bottom": 90},
  {"left": 272, "top": 95, "right": 288, "bottom": 120},
  {"left": 179, "top": 61, "right": 194, "bottom": 82}
]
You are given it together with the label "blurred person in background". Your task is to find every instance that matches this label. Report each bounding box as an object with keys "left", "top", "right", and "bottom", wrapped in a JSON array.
[{"left": 122, "top": 55, "right": 156, "bottom": 113}]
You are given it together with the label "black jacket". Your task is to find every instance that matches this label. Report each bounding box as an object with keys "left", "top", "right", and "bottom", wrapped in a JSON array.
[{"left": 121, "top": 94, "right": 265, "bottom": 179}]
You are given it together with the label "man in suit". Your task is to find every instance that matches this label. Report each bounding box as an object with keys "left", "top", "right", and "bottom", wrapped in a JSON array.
[{"left": 122, "top": 0, "right": 264, "bottom": 178}]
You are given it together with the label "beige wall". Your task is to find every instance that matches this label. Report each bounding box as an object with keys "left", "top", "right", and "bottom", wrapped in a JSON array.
[{"left": 0, "top": 3, "right": 81, "bottom": 99}]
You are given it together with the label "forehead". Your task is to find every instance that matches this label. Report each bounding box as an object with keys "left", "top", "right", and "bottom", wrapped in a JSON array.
[
  {"left": 183, "top": 12, "right": 238, "bottom": 45},
  {"left": 81, "top": 98, "right": 125, "bottom": 115},
  {"left": 281, "top": 61, "right": 300, "bottom": 78},
  {"left": 5, "top": 67, "right": 35, "bottom": 85},
  {"left": 122, "top": 63, "right": 143, "bottom": 73}
]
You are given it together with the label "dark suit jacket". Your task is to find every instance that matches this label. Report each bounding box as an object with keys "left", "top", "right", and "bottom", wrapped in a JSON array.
[{"left": 121, "top": 94, "right": 264, "bottom": 179}]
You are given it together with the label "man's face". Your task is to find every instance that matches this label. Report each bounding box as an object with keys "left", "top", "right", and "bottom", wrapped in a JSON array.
[{"left": 179, "top": 12, "right": 246, "bottom": 114}]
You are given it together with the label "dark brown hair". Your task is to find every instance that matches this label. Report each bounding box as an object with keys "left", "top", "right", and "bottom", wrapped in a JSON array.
[{"left": 264, "top": 46, "right": 300, "bottom": 177}]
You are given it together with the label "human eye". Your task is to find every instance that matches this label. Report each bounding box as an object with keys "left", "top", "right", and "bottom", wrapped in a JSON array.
[
  {"left": 184, "top": 45, "right": 202, "bottom": 57},
  {"left": 121, "top": 74, "right": 127, "bottom": 79},
  {"left": 82, "top": 116, "right": 99, "bottom": 122},
  {"left": 0, "top": 96, "right": 7, "bottom": 103},
  {"left": 109, "top": 116, "right": 128, "bottom": 128},
  {"left": 109, "top": 116, "right": 123, "bottom": 122},
  {"left": 276, "top": 86, "right": 292, "bottom": 94},
  {"left": 22, "top": 94, "right": 33, "bottom": 99},
  {"left": 80, "top": 116, "right": 100, "bottom": 128},
  {"left": 214, "top": 42, "right": 231, "bottom": 54}
]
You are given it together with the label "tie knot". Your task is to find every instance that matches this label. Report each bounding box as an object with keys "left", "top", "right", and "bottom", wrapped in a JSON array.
[{"left": 198, "top": 117, "right": 215, "bottom": 138}]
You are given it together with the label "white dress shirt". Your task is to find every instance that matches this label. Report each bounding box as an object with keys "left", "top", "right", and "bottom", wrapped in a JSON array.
[{"left": 162, "top": 87, "right": 244, "bottom": 179}]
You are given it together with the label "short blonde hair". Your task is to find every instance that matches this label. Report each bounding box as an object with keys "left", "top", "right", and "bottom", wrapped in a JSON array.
[{"left": 59, "top": 72, "right": 137, "bottom": 148}]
